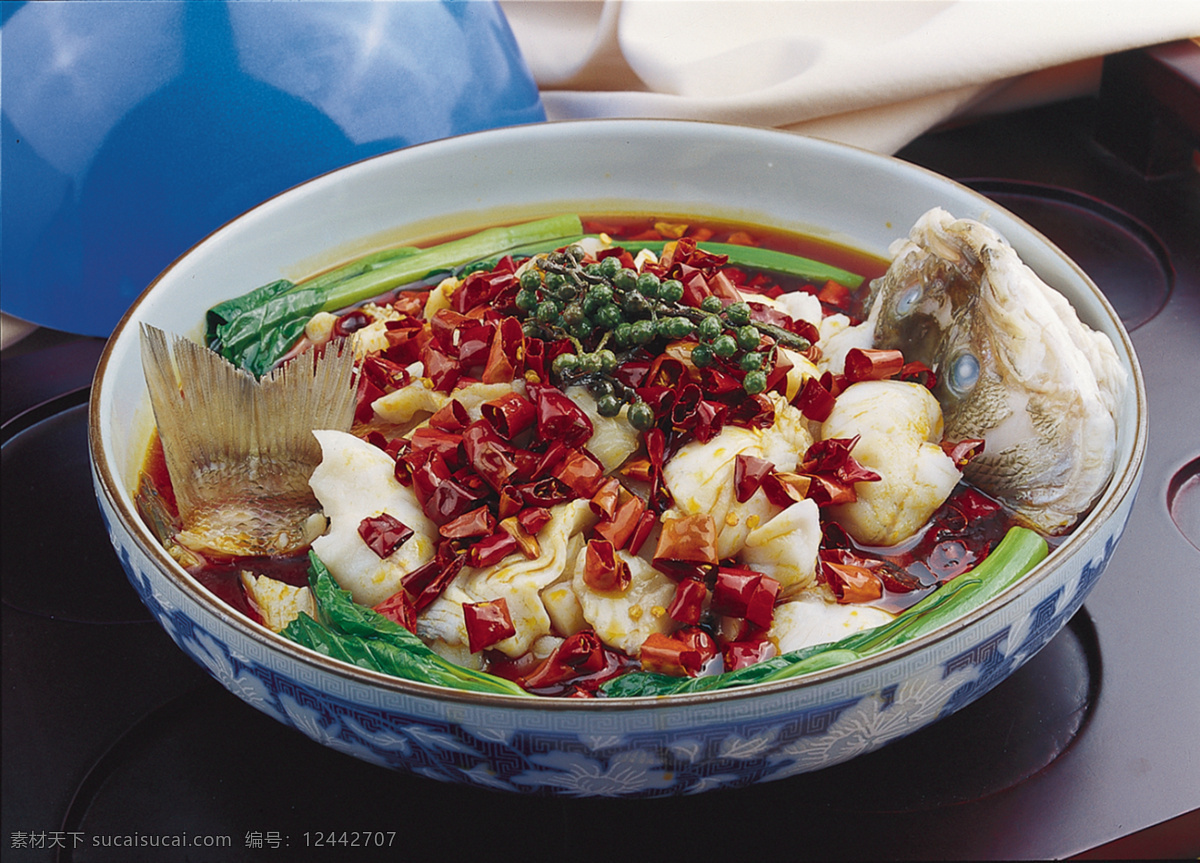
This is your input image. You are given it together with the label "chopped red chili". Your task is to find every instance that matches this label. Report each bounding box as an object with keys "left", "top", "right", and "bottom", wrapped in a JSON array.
[
  {"left": 734, "top": 454, "right": 774, "bottom": 503},
  {"left": 373, "top": 590, "right": 418, "bottom": 634},
  {"left": 357, "top": 513, "right": 414, "bottom": 559},
  {"left": 464, "top": 598, "right": 517, "bottom": 653},
  {"left": 583, "top": 539, "right": 632, "bottom": 593},
  {"left": 467, "top": 531, "right": 519, "bottom": 568},
  {"left": 666, "top": 577, "right": 708, "bottom": 624},
  {"left": 711, "top": 566, "right": 780, "bottom": 628}
]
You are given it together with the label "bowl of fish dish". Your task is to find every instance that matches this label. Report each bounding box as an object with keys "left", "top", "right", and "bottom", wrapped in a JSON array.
[{"left": 89, "top": 120, "right": 1146, "bottom": 796}]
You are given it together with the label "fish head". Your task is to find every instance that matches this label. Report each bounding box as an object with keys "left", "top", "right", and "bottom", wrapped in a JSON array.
[{"left": 865, "top": 209, "right": 1125, "bottom": 534}]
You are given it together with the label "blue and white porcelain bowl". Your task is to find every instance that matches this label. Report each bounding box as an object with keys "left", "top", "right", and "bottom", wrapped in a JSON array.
[{"left": 89, "top": 120, "right": 1146, "bottom": 797}]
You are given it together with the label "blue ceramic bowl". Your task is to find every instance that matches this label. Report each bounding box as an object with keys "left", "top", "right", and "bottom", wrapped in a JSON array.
[
  {"left": 89, "top": 120, "right": 1146, "bottom": 796},
  {"left": 1, "top": 0, "right": 543, "bottom": 336}
]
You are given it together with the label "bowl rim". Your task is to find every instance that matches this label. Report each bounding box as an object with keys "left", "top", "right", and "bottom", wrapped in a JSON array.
[{"left": 88, "top": 117, "right": 1149, "bottom": 711}]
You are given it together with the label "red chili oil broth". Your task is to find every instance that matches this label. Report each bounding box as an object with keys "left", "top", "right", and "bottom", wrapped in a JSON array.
[{"left": 132, "top": 214, "right": 1036, "bottom": 688}]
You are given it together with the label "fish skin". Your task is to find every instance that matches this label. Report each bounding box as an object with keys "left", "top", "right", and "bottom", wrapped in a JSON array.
[
  {"left": 861, "top": 208, "right": 1126, "bottom": 535},
  {"left": 140, "top": 325, "right": 358, "bottom": 558}
]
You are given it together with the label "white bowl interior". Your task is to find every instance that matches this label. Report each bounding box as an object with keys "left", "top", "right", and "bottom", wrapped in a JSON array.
[{"left": 92, "top": 119, "right": 1145, "bottom": 694}]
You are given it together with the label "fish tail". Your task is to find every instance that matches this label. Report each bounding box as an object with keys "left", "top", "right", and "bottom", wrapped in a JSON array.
[{"left": 139, "top": 324, "right": 358, "bottom": 526}]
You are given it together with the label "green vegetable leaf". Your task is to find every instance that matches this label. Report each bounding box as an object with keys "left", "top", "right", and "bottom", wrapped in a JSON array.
[{"left": 280, "top": 553, "right": 529, "bottom": 696}]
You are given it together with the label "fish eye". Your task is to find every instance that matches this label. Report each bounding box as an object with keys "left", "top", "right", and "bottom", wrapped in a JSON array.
[
  {"left": 895, "top": 284, "right": 921, "bottom": 315},
  {"left": 947, "top": 351, "right": 980, "bottom": 395}
]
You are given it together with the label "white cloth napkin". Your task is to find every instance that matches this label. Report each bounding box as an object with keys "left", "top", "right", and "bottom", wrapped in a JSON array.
[{"left": 501, "top": 0, "right": 1200, "bottom": 153}]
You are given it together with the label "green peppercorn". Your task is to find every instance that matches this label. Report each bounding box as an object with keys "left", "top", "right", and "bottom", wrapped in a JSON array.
[
  {"left": 700, "top": 295, "right": 724, "bottom": 313},
  {"left": 588, "top": 378, "right": 614, "bottom": 398},
  {"left": 658, "top": 279, "right": 684, "bottom": 304},
  {"left": 536, "top": 299, "right": 562, "bottom": 324},
  {"left": 627, "top": 400, "right": 655, "bottom": 431},
  {"left": 544, "top": 271, "right": 566, "bottom": 292},
  {"left": 584, "top": 262, "right": 603, "bottom": 278},
  {"left": 735, "top": 324, "right": 761, "bottom": 351},
  {"left": 613, "top": 268, "right": 638, "bottom": 291},
  {"left": 596, "top": 394, "right": 622, "bottom": 418},
  {"left": 613, "top": 322, "right": 635, "bottom": 348},
  {"left": 565, "top": 244, "right": 586, "bottom": 260},
  {"left": 571, "top": 320, "right": 597, "bottom": 341},
  {"left": 595, "top": 303, "right": 623, "bottom": 330},
  {"left": 739, "top": 351, "right": 765, "bottom": 372},
  {"left": 556, "top": 283, "right": 579, "bottom": 302},
  {"left": 630, "top": 319, "right": 657, "bottom": 345},
  {"left": 577, "top": 352, "right": 603, "bottom": 374},
  {"left": 598, "top": 256, "right": 622, "bottom": 278},
  {"left": 690, "top": 343, "right": 714, "bottom": 368},
  {"left": 724, "top": 301, "right": 752, "bottom": 326},
  {"left": 561, "top": 302, "right": 586, "bottom": 327},
  {"left": 515, "top": 288, "right": 540, "bottom": 313},
  {"left": 621, "top": 290, "right": 651, "bottom": 318},
  {"left": 551, "top": 352, "right": 578, "bottom": 377},
  {"left": 697, "top": 315, "right": 723, "bottom": 343},
  {"left": 712, "top": 334, "right": 738, "bottom": 358},
  {"left": 519, "top": 269, "right": 542, "bottom": 292},
  {"left": 589, "top": 283, "right": 614, "bottom": 306},
  {"left": 596, "top": 349, "right": 618, "bottom": 374},
  {"left": 636, "top": 272, "right": 661, "bottom": 298},
  {"left": 743, "top": 370, "right": 768, "bottom": 394},
  {"left": 664, "top": 316, "right": 694, "bottom": 339}
]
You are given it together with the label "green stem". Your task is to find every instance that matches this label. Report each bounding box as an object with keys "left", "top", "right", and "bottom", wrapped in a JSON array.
[{"left": 628, "top": 239, "right": 865, "bottom": 289}]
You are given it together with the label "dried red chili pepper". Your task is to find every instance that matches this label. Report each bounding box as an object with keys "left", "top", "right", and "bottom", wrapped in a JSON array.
[
  {"left": 428, "top": 399, "right": 469, "bottom": 432},
  {"left": 421, "top": 344, "right": 461, "bottom": 392},
  {"left": 626, "top": 510, "right": 658, "bottom": 558},
  {"left": 507, "top": 506, "right": 548, "bottom": 536},
  {"left": 513, "top": 476, "right": 573, "bottom": 507},
  {"left": 481, "top": 391, "right": 537, "bottom": 440},
  {"left": 357, "top": 513, "right": 414, "bottom": 559},
  {"left": 468, "top": 531, "right": 519, "bottom": 568},
  {"left": 402, "top": 550, "right": 467, "bottom": 612},
  {"left": 653, "top": 513, "right": 719, "bottom": 572},
  {"left": 482, "top": 316, "right": 524, "bottom": 384},
  {"left": 844, "top": 348, "right": 905, "bottom": 383},
  {"left": 583, "top": 539, "right": 632, "bottom": 593},
  {"left": 354, "top": 373, "right": 385, "bottom": 424},
  {"left": 463, "top": 598, "right": 517, "bottom": 653},
  {"left": 520, "top": 630, "right": 622, "bottom": 695},
  {"left": 438, "top": 505, "right": 496, "bottom": 539},
  {"left": 409, "top": 427, "right": 464, "bottom": 467},
  {"left": 333, "top": 308, "right": 371, "bottom": 337},
  {"left": 666, "top": 577, "right": 708, "bottom": 625},
  {"left": 589, "top": 477, "right": 622, "bottom": 520},
  {"left": 795, "top": 375, "right": 837, "bottom": 422},
  {"left": 552, "top": 449, "right": 606, "bottom": 498},
  {"left": 373, "top": 590, "right": 417, "bottom": 634},
  {"left": 900, "top": 361, "right": 937, "bottom": 389},
  {"left": 711, "top": 566, "right": 780, "bottom": 629},
  {"left": 734, "top": 454, "right": 774, "bottom": 503},
  {"left": 760, "top": 471, "right": 812, "bottom": 507},
  {"left": 821, "top": 560, "right": 884, "bottom": 604},
  {"left": 817, "top": 279, "right": 852, "bottom": 309},
  {"left": 361, "top": 354, "right": 412, "bottom": 393},
  {"left": 498, "top": 517, "right": 540, "bottom": 559},
  {"left": 527, "top": 382, "right": 594, "bottom": 448},
  {"left": 594, "top": 490, "right": 647, "bottom": 551},
  {"left": 942, "top": 438, "right": 985, "bottom": 468},
  {"left": 723, "top": 637, "right": 778, "bottom": 671},
  {"left": 639, "top": 630, "right": 714, "bottom": 677},
  {"left": 460, "top": 421, "right": 518, "bottom": 492}
]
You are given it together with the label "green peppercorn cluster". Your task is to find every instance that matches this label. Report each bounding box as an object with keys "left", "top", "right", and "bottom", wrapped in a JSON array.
[{"left": 514, "top": 244, "right": 775, "bottom": 428}]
